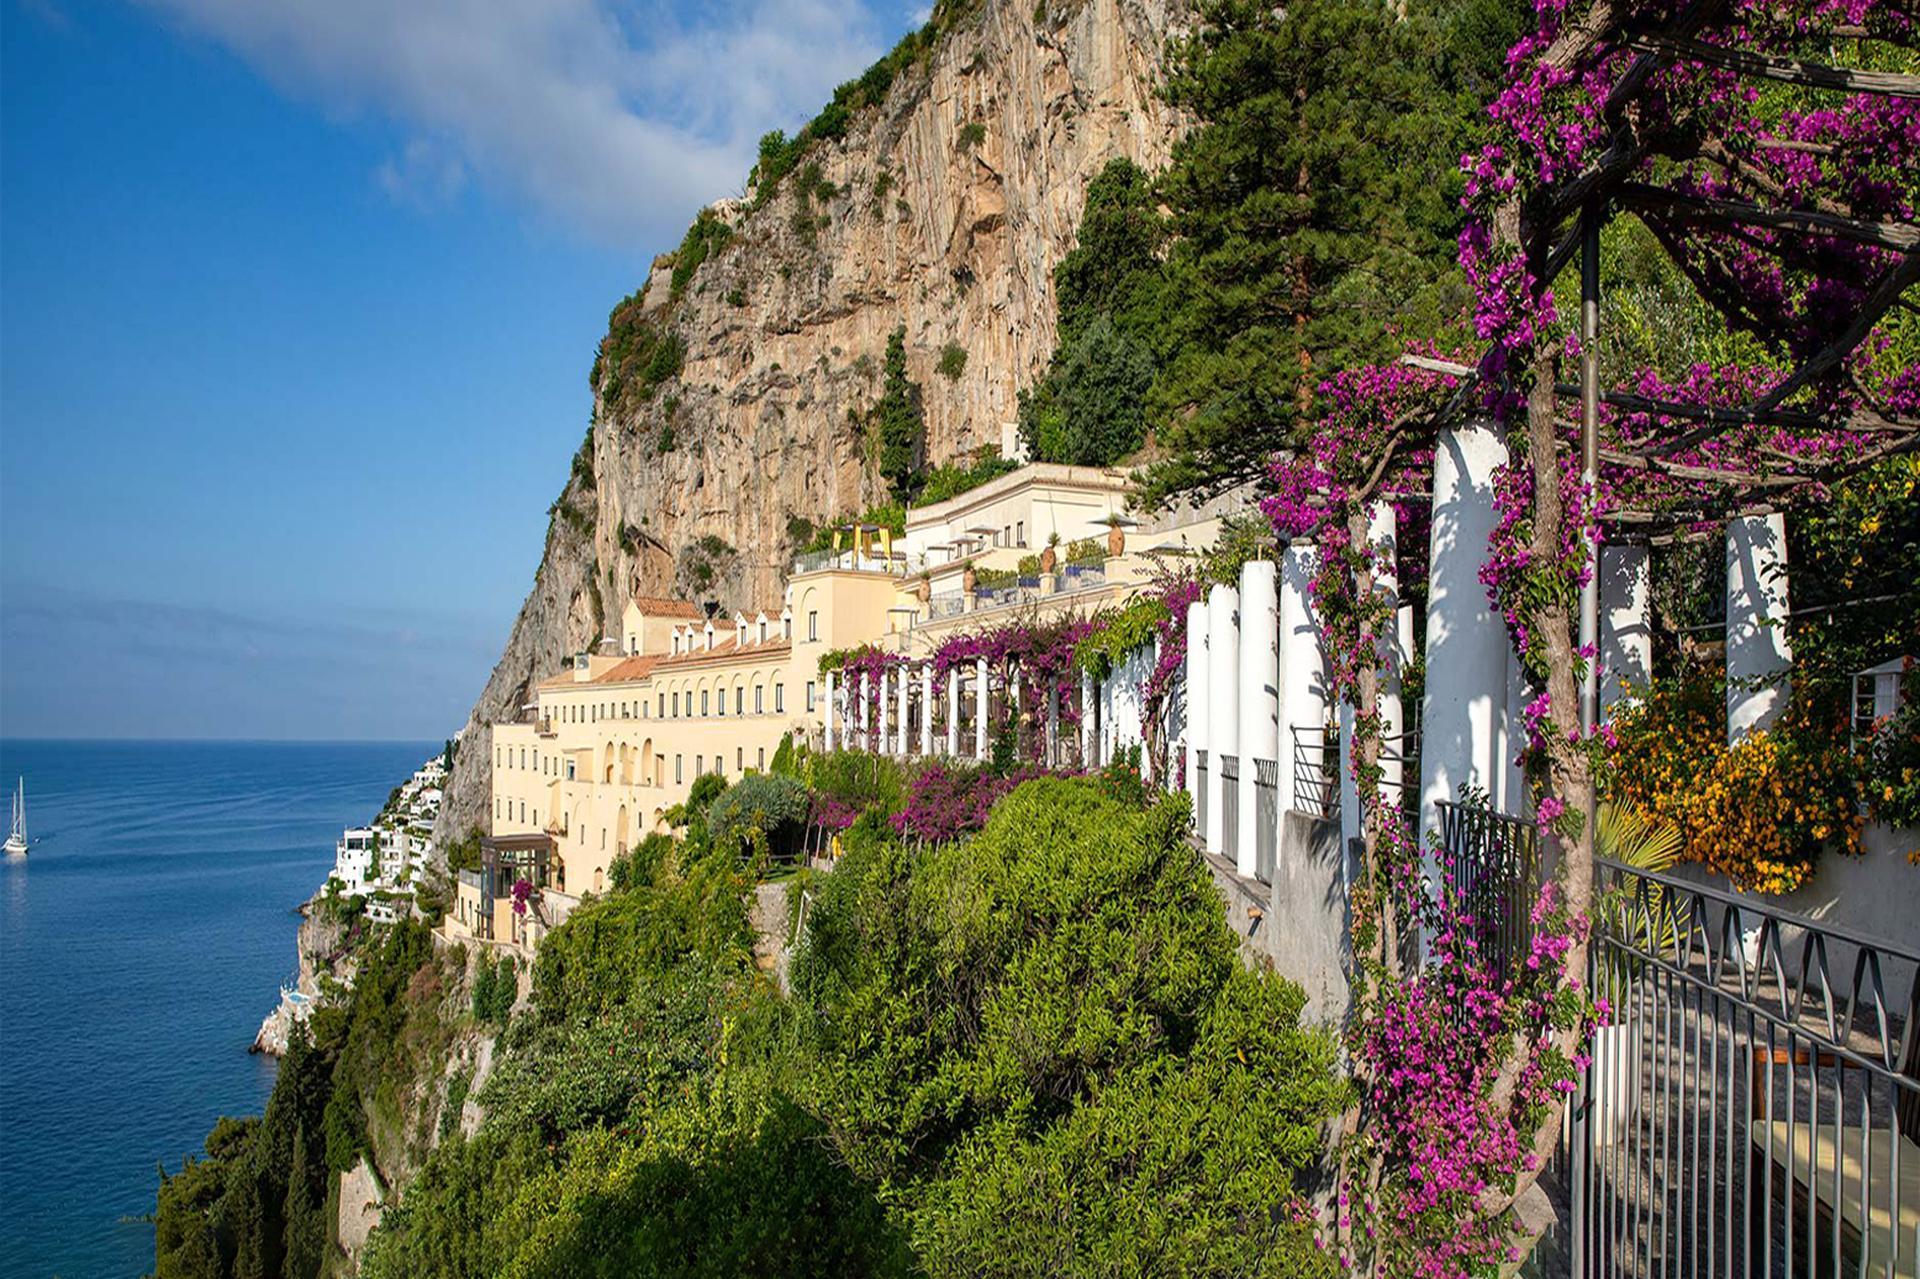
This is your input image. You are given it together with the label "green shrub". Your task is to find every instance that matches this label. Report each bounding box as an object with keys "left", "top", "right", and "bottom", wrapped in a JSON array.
[
  {"left": 973, "top": 566, "right": 1016, "bottom": 590},
  {"left": 768, "top": 731, "right": 806, "bottom": 779},
  {"left": 937, "top": 342, "right": 968, "bottom": 379},
  {"left": 1065, "top": 537, "right": 1106, "bottom": 566},
  {"left": 917, "top": 447, "right": 1018, "bottom": 505},
  {"left": 670, "top": 209, "right": 732, "bottom": 297},
  {"left": 806, "top": 748, "right": 908, "bottom": 820},
  {"left": 956, "top": 121, "right": 987, "bottom": 150},
  {"left": 655, "top": 423, "right": 676, "bottom": 454},
  {"left": 609, "top": 831, "right": 674, "bottom": 893},
  {"left": 530, "top": 851, "right": 749, "bottom": 1026},
  {"left": 706, "top": 773, "right": 811, "bottom": 859},
  {"left": 593, "top": 292, "right": 684, "bottom": 409}
]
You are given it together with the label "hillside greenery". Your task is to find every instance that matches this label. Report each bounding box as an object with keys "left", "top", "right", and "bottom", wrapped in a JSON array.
[
  {"left": 160, "top": 759, "right": 1347, "bottom": 1277},
  {"left": 358, "top": 774, "right": 1343, "bottom": 1277}
]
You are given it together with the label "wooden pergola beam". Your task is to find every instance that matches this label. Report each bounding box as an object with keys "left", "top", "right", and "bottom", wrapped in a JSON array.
[
  {"left": 1616, "top": 182, "right": 1920, "bottom": 252},
  {"left": 1626, "top": 33, "right": 1920, "bottom": 97}
]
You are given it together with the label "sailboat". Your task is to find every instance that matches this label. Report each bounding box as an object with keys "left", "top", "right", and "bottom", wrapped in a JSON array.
[{"left": 5, "top": 778, "right": 28, "bottom": 856}]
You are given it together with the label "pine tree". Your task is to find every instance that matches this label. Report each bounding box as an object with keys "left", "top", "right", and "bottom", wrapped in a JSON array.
[
  {"left": 872, "top": 327, "right": 924, "bottom": 501},
  {"left": 1137, "top": 0, "right": 1477, "bottom": 505}
]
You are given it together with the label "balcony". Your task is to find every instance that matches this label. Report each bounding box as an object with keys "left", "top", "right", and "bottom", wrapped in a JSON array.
[{"left": 535, "top": 716, "right": 556, "bottom": 738}]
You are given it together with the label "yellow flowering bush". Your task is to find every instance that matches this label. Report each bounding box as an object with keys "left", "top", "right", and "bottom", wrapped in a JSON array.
[{"left": 1610, "top": 667, "right": 1863, "bottom": 895}]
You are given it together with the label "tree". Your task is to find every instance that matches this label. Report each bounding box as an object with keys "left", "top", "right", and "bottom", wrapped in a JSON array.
[
  {"left": 1019, "top": 315, "right": 1156, "bottom": 465},
  {"left": 1050, "top": 157, "right": 1167, "bottom": 348},
  {"left": 1138, "top": 0, "right": 1479, "bottom": 505},
  {"left": 871, "top": 327, "right": 924, "bottom": 500}
]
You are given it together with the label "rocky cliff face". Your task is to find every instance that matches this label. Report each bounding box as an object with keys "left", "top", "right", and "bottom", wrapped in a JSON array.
[{"left": 438, "top": 0, "right": 1185, "bottom": 845}]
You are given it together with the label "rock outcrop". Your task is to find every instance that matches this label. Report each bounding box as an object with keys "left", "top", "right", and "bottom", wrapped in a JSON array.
[{"left": 438, "top": 0, "right": 1186, "bottom": 846}]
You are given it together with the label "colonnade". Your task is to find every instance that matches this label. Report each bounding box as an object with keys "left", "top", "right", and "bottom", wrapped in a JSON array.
[{"left": 1173, "top": 423, "right": 1792, "bottom": 882}]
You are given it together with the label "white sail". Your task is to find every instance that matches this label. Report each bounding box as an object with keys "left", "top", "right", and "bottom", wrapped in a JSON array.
[{"left": 5, "top": 778, "right": 27, "bottom": 855}]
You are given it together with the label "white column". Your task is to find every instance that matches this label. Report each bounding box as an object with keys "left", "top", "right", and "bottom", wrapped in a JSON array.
[
  {"left": 1184, "top": 599, "right": 1208, "bottom": 805},
  {"left": 920, "top": 665, "right": 934, "bottom": 756},
  {"left": 1081, "top": 670, "right": 1097, "bottom": 767},
  {"left": 1146, "top": 636, "right": 1163, "bottom": 785},
  {"left": 898, "top": 667, "right": 911, "bottom": 757},
  {"left": 1238, "top": 559, "right": 1279, "bottom": 878},
  {"left": 1047, "top": 684, "right": 1061, "bottom": 765},
  {"left": 1726, "top": 513, "right": 1792, "bottom": 742},
  {"left": 947, "top": 667, "right": 961, "bottom": 757},
  {"left": 859, "top": 673, "right": 871, "bottom": 752},
  {"left": 1501, "top": 646, "right": 1530, "bottom": 817},
  {"left": 1600, "top": 544, "right": 1652, "bottom": 717},
  {"left": 1418, "top": 423, "right": 1511, "bottom": 849},
  {"left": 1278, "top": 544, "right": 1327, "bottom": 819},
  {"left": 974, "top": 657, "right": 989, "bottom": 760},
  {"left": 824, "top": 671, "right": 837, "bottom": 752},
  {"left": 1205, "top": 583, "right": 1240, "bottom": 855},
  {"left": 1345, "top": 504, "right": 1406, "bottom": 849},
  {"left": 883, "top": 669, "right": 893, "bottom": 755}
]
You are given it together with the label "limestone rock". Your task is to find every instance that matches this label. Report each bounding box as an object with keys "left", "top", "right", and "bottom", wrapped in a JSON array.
[{"left": 438, "top": 0, "right": 1186, "bottom": 848}]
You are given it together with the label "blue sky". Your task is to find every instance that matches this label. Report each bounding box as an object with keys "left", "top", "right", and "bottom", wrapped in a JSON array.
[{"left": 2, "top": 0, "right": 918, "bottom": 739}]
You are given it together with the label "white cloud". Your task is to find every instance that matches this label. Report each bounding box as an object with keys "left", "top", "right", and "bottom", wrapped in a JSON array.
[{"left": 137, "top": 0, "right": 888, "bottom": 245}]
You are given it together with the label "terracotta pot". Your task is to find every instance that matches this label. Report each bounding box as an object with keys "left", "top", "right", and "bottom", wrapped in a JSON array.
[
  {"left": 1107, "top": 526, "right": 1125, "bottom": 557},
  {"left": 1039, "top": 546, "right": 1057, "bottom": 574},
  {"left": 916, "top": 578, "right": 931, "bottom": 602},
  {"left": 963, "top": 567, "right": 977, "bottom": 593}
]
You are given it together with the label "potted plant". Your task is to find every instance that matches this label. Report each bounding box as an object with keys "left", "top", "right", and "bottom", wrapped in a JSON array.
[{"left": 1038, "top": 532, "right": 1060, "bottom": 575}]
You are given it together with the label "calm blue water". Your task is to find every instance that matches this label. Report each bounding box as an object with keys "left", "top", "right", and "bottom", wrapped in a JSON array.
[{"left": 0, "top": 739, "right": 435, "bottom": 1279}]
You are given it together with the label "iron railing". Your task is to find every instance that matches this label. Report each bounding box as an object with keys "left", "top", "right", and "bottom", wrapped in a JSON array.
[
  {"left": 1219, "top": 753, "right": 1239, "bottom": 863},
  {"left": 1290, "top": 723, "right": 1339, "bottom": 820},
  {"left": 1572, "top": 858, "right": 1920, "bottom": 1278},
  {"left": 1434, "top": 800, "right": 1541, "bottom": 981},
  {"left": 1253, "top": 757, "right": 1279, "bottom": 883}
]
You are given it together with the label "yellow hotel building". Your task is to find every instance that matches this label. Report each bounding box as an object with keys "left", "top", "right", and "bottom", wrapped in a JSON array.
[{"left": 447, "top": 463, "right": 1232, "bottom": 948}]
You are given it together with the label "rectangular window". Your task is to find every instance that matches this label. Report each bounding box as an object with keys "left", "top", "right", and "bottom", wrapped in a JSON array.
[
  {"left": 775, "top": 683, "right": 785, "bottom": 713},
  {"left": 717, "top": 756, "right": 725, "bottom": 777},
  {"left": 566, "top": 759, "right": 576, "bottom": 780},
  {"left": 701, "top": 690, "right": 710, "bottom": 716},
  {"left": 717, "top": 690, "right": 726, "bottom": 717},
  {"left": 672, "top": 692, "right": 680, "bottom": 717},
  {"left": 754, "top": 686, "right": 763, "bottom": 714},
  {"left": 735, "top": 688, "right": 744, "bottom": 715},
  {"left": 675, "top": 755, "right": 683, "bottom": 784},
  {"left": 696, "top": 754, "right": 704, "bottom": 775},
  {"left": 736, "top": 747, "right": 744, "bottom": 772},
  {"left": 808, "top": 611, "right": 818, "bottom": 641},
  {"left": 757, "top": 747, "right": 765, "bottom": 769},
  {"left": 1017, "top": 520, "right": 1025, "bottom": 546},
  {"left": 658, "top": 693, "right": 665, "bottom": 717}
]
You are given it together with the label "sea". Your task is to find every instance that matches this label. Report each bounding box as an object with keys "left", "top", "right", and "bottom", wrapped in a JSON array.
[{"left": 0, "top": 739, "right": 436, "bottom": 1279}]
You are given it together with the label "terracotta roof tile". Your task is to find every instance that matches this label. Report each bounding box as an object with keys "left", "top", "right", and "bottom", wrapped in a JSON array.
[
  {"left": 596, "top": 655, "right": 660, "bottom": 683},
  {"left": 630, "top": 596, "right": 704, "bottom": 620}
]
